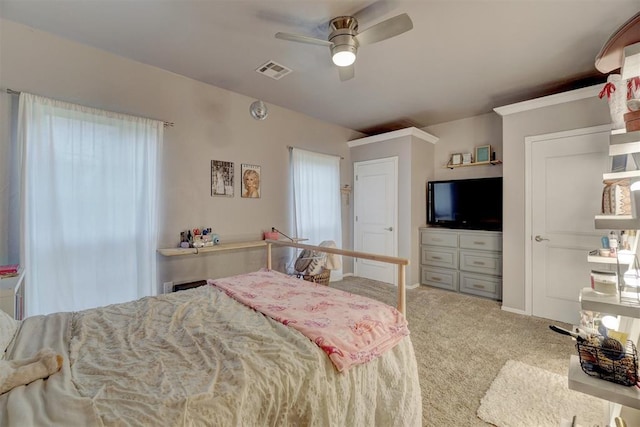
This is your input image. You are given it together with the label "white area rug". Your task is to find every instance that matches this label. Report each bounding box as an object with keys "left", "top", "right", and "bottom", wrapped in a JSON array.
[{"left": 477, "top": 360, "right": 605, "bottom": 427}]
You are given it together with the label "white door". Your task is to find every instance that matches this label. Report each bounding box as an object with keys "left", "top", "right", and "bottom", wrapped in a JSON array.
[
  {"left": 353, "top": 157, "right": 398, "bottom": 284},
  {"left": 529, "top": 125, "right": 610, "bottom": 324}
]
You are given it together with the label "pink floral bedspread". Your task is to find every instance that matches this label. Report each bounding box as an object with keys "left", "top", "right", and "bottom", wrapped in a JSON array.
[{"left": 207, "top": 269, "right": 409, "bottom": 372}]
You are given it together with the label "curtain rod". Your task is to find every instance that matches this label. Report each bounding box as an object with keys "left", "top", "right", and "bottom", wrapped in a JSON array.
[
  {"left": 287, "top": 145, "right": 344, "bottom": 160},
  {"left": 4, "top": 88, "right": 175, "bottom": 128}
]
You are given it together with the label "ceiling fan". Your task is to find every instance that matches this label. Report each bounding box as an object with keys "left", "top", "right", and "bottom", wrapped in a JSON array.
[{"left": 275, "top": 13, "right": 413, "bottom": 81}]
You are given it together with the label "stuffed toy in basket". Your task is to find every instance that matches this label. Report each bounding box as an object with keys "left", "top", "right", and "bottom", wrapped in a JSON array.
[{"left": 293, "top": 240, "right": 341, "bottom": 286}]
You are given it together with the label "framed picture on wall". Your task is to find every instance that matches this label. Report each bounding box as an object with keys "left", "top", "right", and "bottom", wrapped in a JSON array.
[
  {"left": 211, "top": 160, "right": 234, "bottom": 197},
  {"left": 241, "top": 164, "right": 261, "bottom": 198},
  {"left": 475, "top": 145, "right": 491, "bottom": 163}
]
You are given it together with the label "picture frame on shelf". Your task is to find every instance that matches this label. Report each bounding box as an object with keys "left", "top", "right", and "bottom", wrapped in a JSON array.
[
  {"left": 611, "top": 154, "right": 628, "bottom": 173},
  {"left": 462, "top": 153, "right": 473, "bottom": 164},
  {"left": 450, "top": 153, "right": 462, "bottom": 166},
  {"left": 475, "top": 145, "right": 491, "bottom": 163}
]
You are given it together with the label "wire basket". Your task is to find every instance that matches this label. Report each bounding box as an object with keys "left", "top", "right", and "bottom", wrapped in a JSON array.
[
  {"left": 298, "top": 268, "right": 331, "bottom": 286},
  {"left": 576, "top": 336, "right": 638, "bottom": 386}
]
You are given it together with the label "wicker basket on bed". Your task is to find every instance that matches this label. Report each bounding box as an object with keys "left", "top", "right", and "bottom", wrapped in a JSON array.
[{"left": 298, "top": 268, "right": 331, "bottom": 286}]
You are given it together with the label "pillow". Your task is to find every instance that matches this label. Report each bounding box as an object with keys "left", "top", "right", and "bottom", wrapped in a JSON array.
[{"left": 0, "top": 310, "right": 19, "bottom": 359}]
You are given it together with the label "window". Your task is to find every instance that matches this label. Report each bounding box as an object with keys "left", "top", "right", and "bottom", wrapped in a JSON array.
[
  {"left": 18, "top": 93, "right": 163, "bottom": 315},
  {"left": 290, "top": 148, "right": 342, "bottom": 280}
]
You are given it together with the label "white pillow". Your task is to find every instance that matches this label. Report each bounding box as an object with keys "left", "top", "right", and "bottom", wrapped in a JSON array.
[{"left": 0, "top": 310, "right": 19, "bottom": 359}]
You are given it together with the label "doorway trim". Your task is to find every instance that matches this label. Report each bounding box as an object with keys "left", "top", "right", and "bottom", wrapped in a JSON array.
[{"left": 523, "top": 124, "right": 611, "bottom": 317}]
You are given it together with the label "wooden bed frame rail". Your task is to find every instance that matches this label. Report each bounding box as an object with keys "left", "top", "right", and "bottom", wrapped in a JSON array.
[{"left": 265, "top": 239, "right": 409, "bottom": 316}]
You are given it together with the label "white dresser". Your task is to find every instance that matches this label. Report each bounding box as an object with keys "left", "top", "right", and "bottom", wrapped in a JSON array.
[{"left": 419, "top": 227, "right": 502, "bottom": 300}]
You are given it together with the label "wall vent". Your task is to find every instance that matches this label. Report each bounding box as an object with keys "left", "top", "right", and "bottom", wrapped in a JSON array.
[{"left": 256, "top": 60, "right": 292, "bottom": 80}]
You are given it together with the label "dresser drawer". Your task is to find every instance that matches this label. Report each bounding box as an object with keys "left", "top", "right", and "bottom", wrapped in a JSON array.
[
  {"left": 460, "top": 272, "right": 501, "bottom": 299},
  {"left": 459, "top": 250, "right": 502, "bottom": 276},
  {"left": 421, "top": 267, "right": 458, "bottom": 291},
  {"left": 420, "top": 230, "right": 458, "bottom": 248},
  {"left": 459, "top": 232, "right": 502, "bottom": 252},
  {"left": 421, "top": 246, "right": 458, "bottom": 269}
]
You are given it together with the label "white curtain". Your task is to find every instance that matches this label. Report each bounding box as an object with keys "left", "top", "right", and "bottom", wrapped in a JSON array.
[
  {"left": 18, "top": 93, "right": 163, "bottom": 315},
  {"left": 291, "top": 148, "right": 342, "bottom": 280}
]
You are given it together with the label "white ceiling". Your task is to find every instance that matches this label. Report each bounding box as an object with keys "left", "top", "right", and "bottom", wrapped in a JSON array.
[{"left": 2, "top": 0, "right": 640, "bottom": 134}]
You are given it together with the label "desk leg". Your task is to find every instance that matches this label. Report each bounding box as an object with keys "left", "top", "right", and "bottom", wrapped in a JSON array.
[{"left": 266, "top": 243, "right": 272, "bottom": 270}]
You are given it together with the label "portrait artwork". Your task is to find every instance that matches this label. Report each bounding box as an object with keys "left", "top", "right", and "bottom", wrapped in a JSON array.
[{"left": 241, "top": 164, "right": 261, "bottom": 198}]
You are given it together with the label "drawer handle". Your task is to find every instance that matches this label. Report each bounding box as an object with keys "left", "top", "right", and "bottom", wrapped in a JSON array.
[
  {"left": 472, "top": 284, "right": 485, "bottom": 290},
  {"left": 473, "top": 241, "right": 486, "bottom": 245},
  {"left": 432, "top": 238, "right": 442, "bottom": 242},
  {"left": 431, "top": 277, "right": 442, "bottom": 282},
  {"left": 432, "top": 256, "right": 442, "bottom": 260},
  {"left": 473, "top": 261, "right": 486, "bottom": 266}
]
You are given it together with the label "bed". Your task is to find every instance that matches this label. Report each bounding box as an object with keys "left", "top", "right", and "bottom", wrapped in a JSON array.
[{"left": 0, "top": 242, "right": 422, "bottom": 426}]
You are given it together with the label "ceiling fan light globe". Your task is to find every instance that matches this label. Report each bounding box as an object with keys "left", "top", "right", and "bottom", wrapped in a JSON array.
[{"left": 332, "top": 50, "right": 356, "bottom": 67}]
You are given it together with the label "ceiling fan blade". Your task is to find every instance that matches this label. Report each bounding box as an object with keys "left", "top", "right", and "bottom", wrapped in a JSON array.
[
  {"left": 338, "top": 65, "right": 355, "bottom": 81},
  {"left": 355, "top": 13, "right": 413, "bottom": 46},
  {"left": 275, "top": 32, "right": 333, "bottom": 47}
]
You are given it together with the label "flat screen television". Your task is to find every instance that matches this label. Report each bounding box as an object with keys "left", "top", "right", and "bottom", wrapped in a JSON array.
[{"left": 427, "top": 177, "right": 502, "bottom": 231}]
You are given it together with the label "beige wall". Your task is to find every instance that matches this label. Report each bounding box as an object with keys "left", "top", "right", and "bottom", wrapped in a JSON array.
[
  {"left": 1, "top": 20, "right": 610, "bottom": 310},
  {"left": 0, "top": 19, "right": 362, "bottom": 289},
  {"left": 500, "top": 95, "right": 609, "bottom": 311},
  {"left": 426, "top": 112, "right": 503, "bottom": 181}
]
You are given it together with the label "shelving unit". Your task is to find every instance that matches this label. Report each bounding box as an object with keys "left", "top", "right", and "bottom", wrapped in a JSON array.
[
  {"left": 446, "top": 159, "right": 502, "bottom": 169},
  {"left": 572, "top": 126, "right": 640, "bottom": 424}
]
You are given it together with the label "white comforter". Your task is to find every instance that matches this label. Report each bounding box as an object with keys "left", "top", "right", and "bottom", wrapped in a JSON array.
[{"left": 1, "top": 285, "right": 422, "bottom": 426}]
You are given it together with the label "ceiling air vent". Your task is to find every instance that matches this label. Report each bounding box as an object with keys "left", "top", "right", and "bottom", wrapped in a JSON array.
[{"left": 256, "top": 60, "right": 292, "bottom": 80}]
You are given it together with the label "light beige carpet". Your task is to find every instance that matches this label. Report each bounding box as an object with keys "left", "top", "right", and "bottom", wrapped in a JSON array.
[
  {"left": 331, "top": 277, "right": 579, "bottom": 427},
  {"left": 477, "top": 360, "right": 605, "bottom": 426}
]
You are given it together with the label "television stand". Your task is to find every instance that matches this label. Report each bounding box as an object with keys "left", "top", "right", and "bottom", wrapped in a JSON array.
[{"left": 419, "top": 227, "right": 502, "bottom": 300}]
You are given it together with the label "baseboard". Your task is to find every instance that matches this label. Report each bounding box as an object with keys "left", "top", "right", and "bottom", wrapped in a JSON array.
[
  {"left": 501, "top": 305, "right": 528, "bottom": 316},
  {"left": 342, "top": 272, "right": 354, "bottom": 277},
  {"left": 406, "top": 282, "right": 420, "bottom": 290}
]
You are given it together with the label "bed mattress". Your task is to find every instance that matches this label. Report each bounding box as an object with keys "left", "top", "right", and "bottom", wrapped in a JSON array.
[{"left": 0, "top": 284, "right": 421, "bottom": 426}]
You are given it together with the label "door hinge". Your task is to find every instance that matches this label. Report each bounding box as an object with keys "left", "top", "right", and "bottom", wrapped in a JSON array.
[
  {"left": 356, "top": 175, "right": 358, "bottom": 181},
  {"left": 356, "top": 215, "right": 358, "bottom": 221}
]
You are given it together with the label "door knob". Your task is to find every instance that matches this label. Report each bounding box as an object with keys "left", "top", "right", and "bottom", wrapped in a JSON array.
[
  {"left": 385, "top": 227, "right": 393, "bottom": 231},
  {"left": 534, "top": 235, "right": 549, "bottom": 242}
]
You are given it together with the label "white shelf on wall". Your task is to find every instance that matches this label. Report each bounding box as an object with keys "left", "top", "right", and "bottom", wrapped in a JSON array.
[
  {"left": 446, "top": 160, "right": 502, "bottom": 169},
  {"left": 587, "top": 252, "right": 636, "bottom": 265},
  {"left": 580, "top": 287, "right": 640, "bottom": 318},
  {"left": 157, "top": 238, "right": 307, "bottom": 257},
  {"left": 158, "top": 240, "right": 268, "bottom": 257},
  {"left": 603, "top": 170, "right": 640, "bottom": 180},
  {"left": 609, "top": 130, "right": 640, "bottom": 156},
  {"left": 594, "top": 215, "right": 640, "bottom": 230},
  {"left": 568, "top": 356, "right": 640, "bottom": 409}
]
